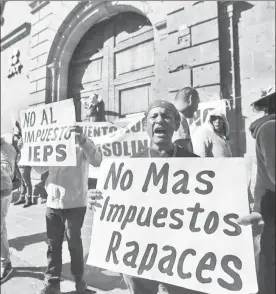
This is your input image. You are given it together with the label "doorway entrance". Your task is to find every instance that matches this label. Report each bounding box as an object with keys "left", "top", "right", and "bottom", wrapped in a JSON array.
[{"left": 67, "top": 12, "right": 155, "bottom": 122}]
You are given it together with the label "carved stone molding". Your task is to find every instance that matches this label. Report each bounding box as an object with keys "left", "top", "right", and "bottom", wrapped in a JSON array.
[
  {"left": 155, "top": 20, "right": 166, "bottom": 31},
  {"left": 1, "top": 22, "right": 31, "bottom": 52},
  {"left": 28, "top": 0, "right": 49, "bottom": 14},
  {"left": 7, "top": 49, "right": 23, "bottom": 78},
  {"left": 47, "top": 62, "right": 60, "bottom": 102}
]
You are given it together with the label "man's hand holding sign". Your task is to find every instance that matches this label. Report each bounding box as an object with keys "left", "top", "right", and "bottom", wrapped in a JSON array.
[
  {"left": 17, "top": 99, "right": 102, "bottom": 293},
  {"left": 88, "top": 159, "right": 258, "bottom": 294},
  {"left": 87, "top": 101, "right": 258, "bottom": 294},
  {"left": 71, "top": 125, "right": 87, "bottom": 145},
  {"left": 70, "top": 125, "right": 102, "bottom": 168}
]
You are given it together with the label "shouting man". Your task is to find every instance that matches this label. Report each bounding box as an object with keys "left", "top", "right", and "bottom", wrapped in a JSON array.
[{"left": 88, "top": 100, "right": 204, "bottom": 294}]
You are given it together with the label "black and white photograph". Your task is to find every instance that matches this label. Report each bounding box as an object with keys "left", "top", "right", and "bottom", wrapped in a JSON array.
[{"left": 0, "top": 1, "right": 275, "bottom": 294}]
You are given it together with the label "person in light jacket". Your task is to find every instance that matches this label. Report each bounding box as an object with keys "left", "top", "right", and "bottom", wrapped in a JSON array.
[
  {"left": 192, "top": 108, "right": 232, "bottom": 157},
  {"left": 87, "top": 101, "right": 204, "bottom": 294},
  {"left": 1, "top": 137, "right": 16, "bottom": 284},
  {"left": 28, "top": 125, "right": 102, "bottom": 294}
]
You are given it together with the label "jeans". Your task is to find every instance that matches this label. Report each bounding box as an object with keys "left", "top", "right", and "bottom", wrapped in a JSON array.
[
  {"left": 40, "top": 171, "right": 49, "bottom": 184},
  {"left": 1, "top": 196, "right": 11, "bottom": 267},
  {"left": 123, "top": 275, "right": 206, "bottom": 294},
  {"left": 45, "top": 206, "right": 87, "bottom": 286},
  {"left": 258, "top": 191, "right": 275, "bottom": 294},
  {"left": 19, "top": 166, "right": 32, "bottom": 198}
]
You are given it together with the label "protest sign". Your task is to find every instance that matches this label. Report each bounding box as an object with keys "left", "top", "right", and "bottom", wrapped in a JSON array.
[
  {"left": 80, "top": 113, "right": 148, "bottom": 157},
  {"left": 79, "top": 114, "right": 149, "bottom": 178},
  {"left": 87, "top": 158, "right": 258, "bottom": 294},
  {"left": 81, "top": 100, "right": 227, "bottom": 156},
  {"left": 19, "top": 99, "right": 77, "bottom": 166},
  {"left": 81, "top": 100, "right": 227, "bottom": 178}
]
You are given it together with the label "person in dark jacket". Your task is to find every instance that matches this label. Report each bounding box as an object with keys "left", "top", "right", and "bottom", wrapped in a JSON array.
[
  {"left": 12, "top": 122, "right": 33, "bottom": 207},
  {"left": 1, "top": 136, "right": 16, "bottom": 283},
  {"left": 238, "top": 85, "right": 275, "bottom": 294},
  {"left": 13, "top": 122, "right": 49, "bottom": 207},
  {"left": 173, "top": 87, "right": 200, "bottom": 153},
  {"left": 88, "top": 100, "right": 204, "bottom": 294}
]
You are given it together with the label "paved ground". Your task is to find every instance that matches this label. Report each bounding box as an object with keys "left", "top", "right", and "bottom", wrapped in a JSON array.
[
  {"left": 1, "top": 254, "right": 99, "bottom": 294},
  {"left": 1, "top": 189, "right": 129, "bottom": 294}
]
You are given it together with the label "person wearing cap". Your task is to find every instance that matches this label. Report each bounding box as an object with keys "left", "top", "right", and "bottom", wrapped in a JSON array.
[
  {"left": 238, "top": 86, "right": 275, "bottom": 294},
  {"left": 132, "top": 99, "right": 199, "bottom": 158},
  {"left": 173, "top": 87, "right": 200, "bottom": 153},
  {"left": 192, "top": 108, "right": 232, "bottom": 157},
  {"left": 88, "top": 100, "right": 204, "bottom": 294}
]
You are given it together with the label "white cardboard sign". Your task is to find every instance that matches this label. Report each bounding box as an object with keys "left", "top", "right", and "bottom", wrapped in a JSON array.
[
  {"left": 87, "top": 158, "right": 258, "bottom": 294},
  {"left": 19, "top": 99, "right": 77, "bottom": 166}
]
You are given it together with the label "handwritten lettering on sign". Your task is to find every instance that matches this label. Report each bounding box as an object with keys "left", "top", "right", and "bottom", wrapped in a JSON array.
[
  {"left": 19, "top": 99, "right": 77, "bottom": 166},
  {"left": 87, "top": 158, "right": 258, "bottom": 294},
  {"left": 79, "top": 114, "right": 149, "bottom": 159}
]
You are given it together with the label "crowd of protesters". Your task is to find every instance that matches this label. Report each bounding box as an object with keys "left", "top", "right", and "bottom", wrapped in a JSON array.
[{"left": 1, "top": 85, "right": 275, "bottom": 294}]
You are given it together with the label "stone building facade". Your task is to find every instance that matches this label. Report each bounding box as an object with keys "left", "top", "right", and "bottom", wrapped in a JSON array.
[{"left": 1, "top": 0, "right": 275, "bottom": 156}]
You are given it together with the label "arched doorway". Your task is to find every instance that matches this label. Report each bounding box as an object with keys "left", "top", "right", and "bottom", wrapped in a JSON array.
[{"left": 67, "top": 12, "right": 154, "bottom": 122}]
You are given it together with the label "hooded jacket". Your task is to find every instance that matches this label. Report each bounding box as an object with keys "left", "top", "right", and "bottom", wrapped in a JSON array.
[
  {"left": 192, "top": 109, "right": 232, "bottom": 157},
  {"left": 1, "top": 137, "right": 16, "bottom": 197},
  {"left": 249, "top": 114, "right": 275, "bottom": 212}
]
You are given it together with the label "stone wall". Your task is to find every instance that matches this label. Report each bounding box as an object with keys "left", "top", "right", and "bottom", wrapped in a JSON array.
[
  {"left": 1, "top": 1, "right": 275, "bottom": 156},
  {"left": 1, "top": 1, "right": 32, "bottom": 133},
  {"left": 27, "top": 1, "right": 79, "bottom": 105},
  {"left": 26, "top": 1, "right": 222, "bottom": 106},
  {"left": 238, "top": 1, "right": 275, "bottom": 156},
  {"left": 164, "top": 2, "right": 221, "bottom": 103}
]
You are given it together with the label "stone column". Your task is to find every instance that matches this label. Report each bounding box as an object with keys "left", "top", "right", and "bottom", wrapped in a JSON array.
[{"left": 47, "top": 62, "right": 60, "bottom": 103}]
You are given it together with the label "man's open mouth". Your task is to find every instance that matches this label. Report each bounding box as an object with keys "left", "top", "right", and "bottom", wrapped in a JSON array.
[{"left": 154, "top": 127, "right": 166, "bottom": 135}]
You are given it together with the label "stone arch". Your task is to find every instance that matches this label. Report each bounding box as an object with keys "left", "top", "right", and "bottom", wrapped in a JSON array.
[{"left": 46, "top": 0, "right": 162, "bottom": 104}]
